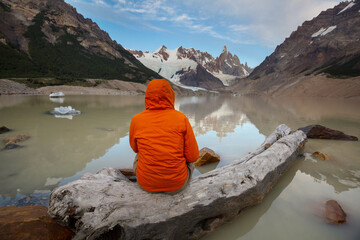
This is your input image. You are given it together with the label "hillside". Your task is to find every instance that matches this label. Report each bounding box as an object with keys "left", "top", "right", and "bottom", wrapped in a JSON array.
[
  {"left": 128, "top": 45, "right": 252, "bottom": 90},
  {"left": 232, "top": 0, "right": 360, "bottom": 98},
  {"left": 0, "top": 0, "right": 160, "bottom": 84}
]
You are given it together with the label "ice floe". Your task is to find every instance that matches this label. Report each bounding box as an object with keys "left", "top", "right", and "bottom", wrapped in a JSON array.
[
  {"left": 49, "top": 92, "right": 65, "bottom": 98},
  {"left": 51, "top": 106, "right": 81, "bottom": 117}
]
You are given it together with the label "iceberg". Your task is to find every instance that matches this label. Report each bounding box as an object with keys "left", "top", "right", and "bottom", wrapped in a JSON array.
[
  {"left": 49, "top": 92, "right": 65, "bottom": 98},
  {"left": 51, "top": 106, "right": 81, "bottom": 115}
]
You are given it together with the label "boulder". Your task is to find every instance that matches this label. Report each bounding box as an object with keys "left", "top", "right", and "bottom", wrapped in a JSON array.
[
  {"left": 195, "top": 147, "right": 220, "bottom": 167},
  {"left": 0, "top": 206, "right": 74, "bottom": 240},
  {"left": 324, "top": 200, "right": 346, "bottom": 224},
  {"left": 48, "top": 124, "right": 307, "bottom": 240},
  {"left": 4, "top": 135, "right": 30, "bottom": 145},
  {"left": 299, "top": 125, "right": 358, "bottom": 141},
  {"left": 312, "top": 151, "right": 331, "bottom": 161},
  {"left": 0, "top": 126, "right": 10, "bottom": 134}
]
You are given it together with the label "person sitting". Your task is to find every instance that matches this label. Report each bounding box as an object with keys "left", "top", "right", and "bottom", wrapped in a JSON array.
[{"left": 129, "top": 79, "right": 199, "bottom": 194}]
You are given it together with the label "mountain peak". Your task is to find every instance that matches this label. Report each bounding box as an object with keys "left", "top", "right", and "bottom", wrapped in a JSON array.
[
  {"left": 222, "top": 45, "right": 228, "bottom": 53},
  {"left": 155, "top": 45, "right": 168, "bottom": 53}
]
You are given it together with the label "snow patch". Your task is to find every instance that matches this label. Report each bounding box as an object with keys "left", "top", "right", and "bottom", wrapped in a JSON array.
[
  {"left": 321, "top": 26, "right": 336, "bottom": 36},
  {"left": 338, "top": 2, "right": 356, "bottom": 15},
  {"left": 312, "top": 26, "right": 336, "bottom": 37},
  {"left": 312, "top": 27, "right": 326, "bottom": 37},
  {"left": 136, "top": 49, "right": 198, "bottom": 82}
]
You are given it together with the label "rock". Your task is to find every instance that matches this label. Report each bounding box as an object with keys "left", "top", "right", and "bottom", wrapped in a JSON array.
[
  {"left": 194, "top": 147, "right": 220, "bottom": 167},
  {"left": 0, "top": 126, "right": 10, "bottom": 134},
  {"left": 312, "top": 151, "right": 331, "bottom": 161},
  {"left": 299, "top": 125, "right": 358, "bottom": 141},
  {"left": 4, "top": 135, "right": 30, "bottom": 145},
  {"left": 48, "top": 124, "right": 307, "bottom": 240},
  {"left": 324, "top": 200, "right": 346, "bottom": 224},
  {"left": 0, "top": 206, "right": 74, "bottom": 240},
  {"left": 2, "top": 144, "right": 23, "bottom": 151}
]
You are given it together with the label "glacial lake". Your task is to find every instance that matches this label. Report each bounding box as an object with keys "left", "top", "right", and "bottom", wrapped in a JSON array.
[{"left": 0, "top": 95, "right": 359, "bottom": 240}]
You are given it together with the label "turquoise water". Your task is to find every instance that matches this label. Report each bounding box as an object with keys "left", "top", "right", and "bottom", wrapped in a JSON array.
[{"left": 0, "top": 95, "right": 359, "bottom": 239}]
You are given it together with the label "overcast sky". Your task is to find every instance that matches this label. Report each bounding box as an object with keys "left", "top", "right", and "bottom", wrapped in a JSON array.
[{"left": 65, "top": 0, "right": 341, "bottom": 68}]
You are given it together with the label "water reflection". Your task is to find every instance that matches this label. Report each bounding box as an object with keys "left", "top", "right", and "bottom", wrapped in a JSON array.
[
  {"left": 0, "top": 95, "right": 143, "bottom": 200},
  {"left": 0, "top": 95, "right": 359, "bottom": 212}
]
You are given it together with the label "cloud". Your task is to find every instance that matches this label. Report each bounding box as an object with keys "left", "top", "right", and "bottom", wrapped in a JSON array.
[
  {"left": 179, "top": 0, "right": 341, "bottom": 47},
  {"left": 68, "top": 0, "right": 341, "bottom": 49}
]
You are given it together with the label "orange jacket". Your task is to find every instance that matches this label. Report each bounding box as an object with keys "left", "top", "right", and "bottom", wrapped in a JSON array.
[{"left": 129, "top": 79, "right": 199, "bottom": 192}]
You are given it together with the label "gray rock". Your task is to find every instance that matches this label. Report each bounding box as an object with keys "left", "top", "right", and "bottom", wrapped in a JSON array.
[{"left": 48, "top": 124, "right": 306, "bottom": 240}]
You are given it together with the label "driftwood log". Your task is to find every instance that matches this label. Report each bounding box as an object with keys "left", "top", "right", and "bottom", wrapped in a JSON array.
[{"left": 48, "top": 124, "right": 306, "bottom": 240}]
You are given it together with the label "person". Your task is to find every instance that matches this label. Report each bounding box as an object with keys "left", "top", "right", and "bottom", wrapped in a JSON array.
[{"left": 129, "top": 79, "right": 199, "bottom": 194}]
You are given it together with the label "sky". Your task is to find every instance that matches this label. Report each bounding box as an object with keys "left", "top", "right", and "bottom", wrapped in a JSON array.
[{"left": 65, "top": 0, "right": 342, "bottom": 68}]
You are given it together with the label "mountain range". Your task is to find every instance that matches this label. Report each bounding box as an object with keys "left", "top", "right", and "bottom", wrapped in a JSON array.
[
  {"left": 0, "top": 0, "right": 359, "bottom": 97},
  {"left": 232, "top": 0, "right": 360, "bottom": 98},
  {"left": 0, "top": 0, "right": 160, "bottom": 84},
  {"left": 128, "top": 45, "right": 252, "bottom": 90}
]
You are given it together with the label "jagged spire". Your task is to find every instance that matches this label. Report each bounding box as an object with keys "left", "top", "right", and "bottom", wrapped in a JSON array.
[{"left": 222, "top": 45, "right": 227, "bottom": 53}]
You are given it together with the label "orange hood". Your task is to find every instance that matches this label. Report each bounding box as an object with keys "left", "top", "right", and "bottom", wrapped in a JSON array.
[{"left": 145, "top": 79, "right": 175, "bottom": 110}]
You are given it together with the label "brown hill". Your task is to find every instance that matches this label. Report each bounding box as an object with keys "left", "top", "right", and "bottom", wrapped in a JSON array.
[{"left": 232, "top": 0, "right": 360, "bottom": 98}]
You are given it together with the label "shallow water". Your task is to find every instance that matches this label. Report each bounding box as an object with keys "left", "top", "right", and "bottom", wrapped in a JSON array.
[{"left": 0, "top": 95, "right": 359, "bottom": 239}]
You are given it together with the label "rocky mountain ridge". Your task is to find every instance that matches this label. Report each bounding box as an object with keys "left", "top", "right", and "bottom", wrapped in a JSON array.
[
  {"left": 0, "top": 0, "right": 160, "bottom": 83},
  {"left": 232, "top": 0, "right": 360, "bottom": 98},
  {"left": 128, "top": 45, "right": 252, "bottom": 90}
]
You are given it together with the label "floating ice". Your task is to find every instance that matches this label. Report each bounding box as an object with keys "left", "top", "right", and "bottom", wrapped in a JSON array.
[
  {"left": 49, "top": 92, "right": 65, "bottom": 98},
  {"left": 52, "top": 106, "right": 81, "bottom": 115}
]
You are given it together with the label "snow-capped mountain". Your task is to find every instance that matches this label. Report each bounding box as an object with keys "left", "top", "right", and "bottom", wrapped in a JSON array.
[
  {"left": 234, "top": 0, "right": 360, "bottom": 98},
  {"left": 128, "top": 45, "right": 252, "bottom": 90}
]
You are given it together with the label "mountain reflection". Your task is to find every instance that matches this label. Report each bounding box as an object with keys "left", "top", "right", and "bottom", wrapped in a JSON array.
[{"left": 176, "top": 96, "right": 249, "bottom": 138}]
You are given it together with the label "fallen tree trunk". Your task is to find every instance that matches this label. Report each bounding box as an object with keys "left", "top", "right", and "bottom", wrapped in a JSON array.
[{"left": 48, "top": 124, "right": 307, "bottom": 240}]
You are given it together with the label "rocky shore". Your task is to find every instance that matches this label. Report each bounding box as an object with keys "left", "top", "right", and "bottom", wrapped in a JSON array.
[{"left": 0, "top": 79, "right": 211, "bottom": 96}]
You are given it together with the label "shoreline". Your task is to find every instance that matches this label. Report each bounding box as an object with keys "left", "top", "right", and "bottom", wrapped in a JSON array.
[{"left": 1, "top": 78, "right": 360, "bottom": 99}]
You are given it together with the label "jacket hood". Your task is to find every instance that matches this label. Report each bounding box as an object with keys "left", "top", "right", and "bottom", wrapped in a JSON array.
[{"left": 145, "top": 79, "right": 175, "bottom": 110}]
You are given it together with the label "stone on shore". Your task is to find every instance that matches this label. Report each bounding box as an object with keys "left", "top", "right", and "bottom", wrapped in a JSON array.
[
  {"left": 324, "top": 200, "right": 347, "bottom": 224},
  {"left": 299, "top": 125, "right": 358, "bottom": 141},
  {"left": 312, "top": 151, "right": 331, "bottom": 161},
  {"left": 4, "top": 135, "right": 30, "bottom": 145},
  {"left": 0, "top": 206, "right": 74, "bottom": 240},
  {"left": 195, "top": 147, "right": 220, "bottom": 167},
  {"left": 0, "top": 126, "right": 10, "bottom": 134}
]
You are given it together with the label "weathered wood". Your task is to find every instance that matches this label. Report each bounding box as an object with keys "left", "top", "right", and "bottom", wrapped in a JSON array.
[{"left": 48, "top": 124, "right": 306, "bottom": 240}]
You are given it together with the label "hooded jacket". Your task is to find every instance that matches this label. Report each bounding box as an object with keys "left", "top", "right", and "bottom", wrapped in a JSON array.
[{"left": 129, "top": 79, "right": 199, "bottom": 192}]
